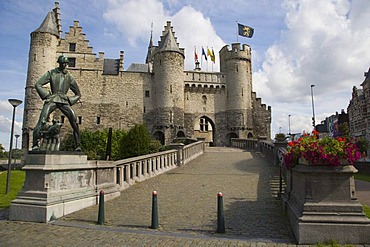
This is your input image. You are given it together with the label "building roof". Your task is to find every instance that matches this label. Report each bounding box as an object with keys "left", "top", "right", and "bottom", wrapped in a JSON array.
[
  {"left": 33, "top": 10, "right": 59, "bottom": 37},
  {"left": 103, "top": 59, "right": 119, "bottom": 75},
  {"left": 126, "top": 63, "right": 148, "bottom": 72},
  {"left": 158, "top": 29, "right": 181, "bottom": 52}
]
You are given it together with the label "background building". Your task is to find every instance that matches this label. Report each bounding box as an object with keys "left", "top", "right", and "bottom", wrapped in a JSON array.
[
  {"left": 22, "top": 3, "right": 271, "bottom": 149},
  {"left": 348, "top": 67, "right": 370, "bottom": 141}
]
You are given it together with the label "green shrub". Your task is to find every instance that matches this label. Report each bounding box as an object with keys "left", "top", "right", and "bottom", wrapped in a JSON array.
[{"left": 60, "top": 125, "right": 166, "bottom": 160}]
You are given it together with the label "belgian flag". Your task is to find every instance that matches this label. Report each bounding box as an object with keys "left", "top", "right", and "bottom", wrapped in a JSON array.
[{"left": 238, "top": 23, "right": 254, "bottom": 38}]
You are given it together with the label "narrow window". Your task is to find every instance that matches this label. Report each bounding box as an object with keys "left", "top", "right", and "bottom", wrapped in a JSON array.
[
  {"left": 170, "top": 85, "right": 172, "bottom": 93},
  {"left": 69, "top": 43, "right": 76, "bottom": 52},
  {"left": 145, "top": 90, "right": 150, "bottom": 98},
  {"left": 60, "top": 115, "right": 65, "bottom": 124},
  {"left": 200, "top": 117, "right": 209, "bottom": 132},
  {"left": 78, "top": 116, "right": 82, "bottom": 125},
  {"left": 96, "top": 116, "right": 101, "bottom": 124},
  {"left": 68, "top": 58, "right": 76, "bottom": 67},
  {"left": 202, "top": 95, "right": 207, "bottom": 104}
]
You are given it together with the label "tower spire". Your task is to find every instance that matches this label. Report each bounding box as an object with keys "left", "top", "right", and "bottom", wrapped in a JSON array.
[{"left": 146, "top": 21, "right": 155, "bottom": 71}]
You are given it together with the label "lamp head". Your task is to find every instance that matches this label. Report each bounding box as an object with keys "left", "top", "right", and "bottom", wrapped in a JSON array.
[{"left": 8, "top": 99, "right": 22, "bottom": 107}]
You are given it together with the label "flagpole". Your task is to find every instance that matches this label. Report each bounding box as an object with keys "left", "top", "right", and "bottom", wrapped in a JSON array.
[
  {"left": 207, "top": 46, "right": 209, "bottom": 72},
  {"left": 236, "top": 21, "right": 238, "bottom": 43}
]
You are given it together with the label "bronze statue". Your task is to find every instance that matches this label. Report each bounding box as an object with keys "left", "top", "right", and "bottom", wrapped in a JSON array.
[{"left": 32, "top": 55, "right": 81, "bottom": 151}]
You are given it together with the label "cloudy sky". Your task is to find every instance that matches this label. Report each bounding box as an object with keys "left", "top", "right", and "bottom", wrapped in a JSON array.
[{"left": 0, "top": 0, "right": 369, "bottom": 150}]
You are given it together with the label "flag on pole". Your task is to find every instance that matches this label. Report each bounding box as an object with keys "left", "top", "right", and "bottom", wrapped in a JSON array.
[
  {"left": 238, "top": 23, "right": 254, "bottom": 38},
  {"left": 207, "top": 48, "right": 216, "bottom": 63},
  {"left": 194, "top": 47, "right": 198, "bottom": 62},
  {"left": 202, "top": 47, "right": 207, "bottom": 61},
  {"left": 212, "top": 48, "right": 216, "bottom": 63}
]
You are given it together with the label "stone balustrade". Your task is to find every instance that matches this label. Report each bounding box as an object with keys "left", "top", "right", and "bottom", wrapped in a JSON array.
[
  {"left": 182, "top": 141, "right": 205, "bottom": 164},
  {"left": 114, "top": 141, "right": 205, "bottom": 190},
  {"left": 230, "top": 138, "right": 258, "bottom": 149}
]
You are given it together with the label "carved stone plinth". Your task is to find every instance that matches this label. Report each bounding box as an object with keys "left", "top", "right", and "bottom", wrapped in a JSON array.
[
  {"left": 283, "top": 164, "right": 370, "bottom": 244},
  {"left": 10, "top": 152, "right": 120, "bottom": 223}
]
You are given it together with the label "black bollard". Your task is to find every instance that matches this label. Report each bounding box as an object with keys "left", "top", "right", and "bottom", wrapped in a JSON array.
[
  {"left": 150, "top": 191, "right": 159, "bottom": 229},
  {"left": 217, "top": 192, "right": 225, "bottom": 233},
  {"left": 98, "top": 190, "right": 105, "bottom": 225}
]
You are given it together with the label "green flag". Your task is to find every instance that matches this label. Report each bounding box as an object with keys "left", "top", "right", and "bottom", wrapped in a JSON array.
[{"left": 238, "top": 23, "right": 254, "bottom": 38}]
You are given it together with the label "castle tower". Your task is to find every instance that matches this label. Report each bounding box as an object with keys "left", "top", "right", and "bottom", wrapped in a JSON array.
[
  {"left": 22, "top": 3, "right": 60, "bottom": 149},
  {"left": 151, "top": 21, "right": 185, "bottom": 144},
  {"left": 220, "top": 43, "right": 253, "bottom": 137}
]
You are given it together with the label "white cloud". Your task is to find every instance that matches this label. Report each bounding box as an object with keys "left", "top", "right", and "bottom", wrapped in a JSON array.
[
  {"left": 103, "top": 0, "right": 225, "bottom": 70},
  {"left": 254, "top": 0, "right": 370, "bottom": 136},
  {"left": 171, "top": 5, "right": 225, "bottom": 70},
  {"left": 103, "top": 0, "right": 168, "bottom": 46}
]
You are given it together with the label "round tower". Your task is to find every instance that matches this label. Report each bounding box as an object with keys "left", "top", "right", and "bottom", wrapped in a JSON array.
[
  {"left": 152, "top": 21, "right": 185, "bottom": 144},
  {"left": 22, "top": 5, "right": 60, "bottom": 149},
  {"left": 219, "top": 43, "right": 253, "bottom": 136}
]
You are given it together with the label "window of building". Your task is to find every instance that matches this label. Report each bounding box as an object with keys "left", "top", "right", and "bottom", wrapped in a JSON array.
[
  {"left": 78, "top": 116, "right": 82, "bottom": 125},
  {"left": 200, "top": 117, "right": 209, "bottom": 132},
  {"left": 68, "top": 58, "right": 76, "bottom": 67},
  {"left": 202, "top": 95, "right": 207, "bottom": 104},
  {"left": 60, "top": 115, "right": 65, "bottom": 124},
  {"left": 69, "top": 43, "right": 76, "bottom": 52},
  {"left": 145, "top": 90, "right": 150, "bottom": 98},
  {"left": 96, "top": 116, "right": 101, "bottom": 124}
]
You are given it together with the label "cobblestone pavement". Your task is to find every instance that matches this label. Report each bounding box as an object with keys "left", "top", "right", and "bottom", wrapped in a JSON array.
[{"left": 1, "top": 148, "right": 298, "bottom": 246}]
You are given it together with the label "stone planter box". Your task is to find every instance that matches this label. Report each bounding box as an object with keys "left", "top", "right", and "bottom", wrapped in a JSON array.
[{"left": 283, "top": 164, "right": 370, "bottom": 244}]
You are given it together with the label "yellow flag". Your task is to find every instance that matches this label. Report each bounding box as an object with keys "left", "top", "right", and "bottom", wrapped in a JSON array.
[{"left": 207, "top": 48, "right": 215, "bottom": 63}]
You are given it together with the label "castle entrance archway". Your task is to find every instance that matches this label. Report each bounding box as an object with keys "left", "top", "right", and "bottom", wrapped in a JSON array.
[
  {"left": 153, "top": 131, "right": 165, "bottom": 145},
  {"left": 226, "top": 132, "right": 238, "bottom": 146},
  {"left": 193, "top": 115, "right": 215, "bottom": 146}
]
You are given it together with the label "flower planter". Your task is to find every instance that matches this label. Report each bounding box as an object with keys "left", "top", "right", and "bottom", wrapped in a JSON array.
[{"left": 283, "top": 163, "right": 370, "bottom": 244}]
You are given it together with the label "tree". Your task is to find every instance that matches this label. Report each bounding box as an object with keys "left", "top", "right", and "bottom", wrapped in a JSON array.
[
  {"left": 356, "top": 137, "right": 369, "bottom": 155},
  {"left": 60, "top": 124, "right": 165, "bottom": 160},
  {"left": 338, "top": 122, "right": 350, "bottom": 139},
  {"left": 0, "top": 143, "right": 5, "bottom": 158},
  {"left": 120, "top": 124, "right": 152, "bottom": 159}
]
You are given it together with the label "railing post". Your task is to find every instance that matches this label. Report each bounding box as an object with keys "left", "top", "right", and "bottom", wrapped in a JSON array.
[
  {"left": 169, "top": 143, "right": 185, "bottom": 166},
  {"left": 257, "top": 136, "right": 267, "bottom": 152}
]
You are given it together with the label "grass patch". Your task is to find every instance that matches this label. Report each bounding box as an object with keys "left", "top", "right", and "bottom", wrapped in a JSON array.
[
  {"left": 0, "top": 170, "right": 25, "bottom": 208},
  {"left": 363, "top": 204, "right": 370, "bottom": 219},
  {"left": 354, "top": 172, "right": 370, "bottom": 182}
]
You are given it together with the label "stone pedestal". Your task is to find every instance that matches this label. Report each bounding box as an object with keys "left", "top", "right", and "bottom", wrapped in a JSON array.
[
  {"left": 10, "top": 152, "right": 120, "bottom": 223},
  {"left": 283, "top": 164, "right": 370, "bottom": 244}
]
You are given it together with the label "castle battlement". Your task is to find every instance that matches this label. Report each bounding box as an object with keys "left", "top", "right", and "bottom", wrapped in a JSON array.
[
  {"left": 184, "top": 71, "right": 226, "bottom": 84},
  {"left": 219, "top": 43, "right": 251, "bottom": 62}
]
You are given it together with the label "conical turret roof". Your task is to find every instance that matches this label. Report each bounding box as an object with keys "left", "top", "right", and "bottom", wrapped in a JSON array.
[
  {"left": 33, "top": 10, "right": 59, "bottom": 37},
  {"left": 157, "top": 21, "right": 182, "bottom": 53}
]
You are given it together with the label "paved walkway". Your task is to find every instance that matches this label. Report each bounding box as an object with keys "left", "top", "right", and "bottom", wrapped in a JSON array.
[{"left": 0, "top": 147, "right": 368, "bottom": 246}]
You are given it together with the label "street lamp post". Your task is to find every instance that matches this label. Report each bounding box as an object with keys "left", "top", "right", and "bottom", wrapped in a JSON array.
[
  {"left": 288, "top": 115, "right": 291, "bottom": 135},
  {"left": 14, "top": 134, "right": 20, "bottom": 165},
  {"left": 6, "top": 98, "right": 22, "bottom": 194},
  {"left": 310, "top": 85, "right": 316, "bottom": 130}
]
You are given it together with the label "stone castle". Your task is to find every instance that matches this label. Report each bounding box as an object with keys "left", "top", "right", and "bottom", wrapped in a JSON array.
[{"left": 22, "top": 2, "right": 271, "bottom": 148}]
